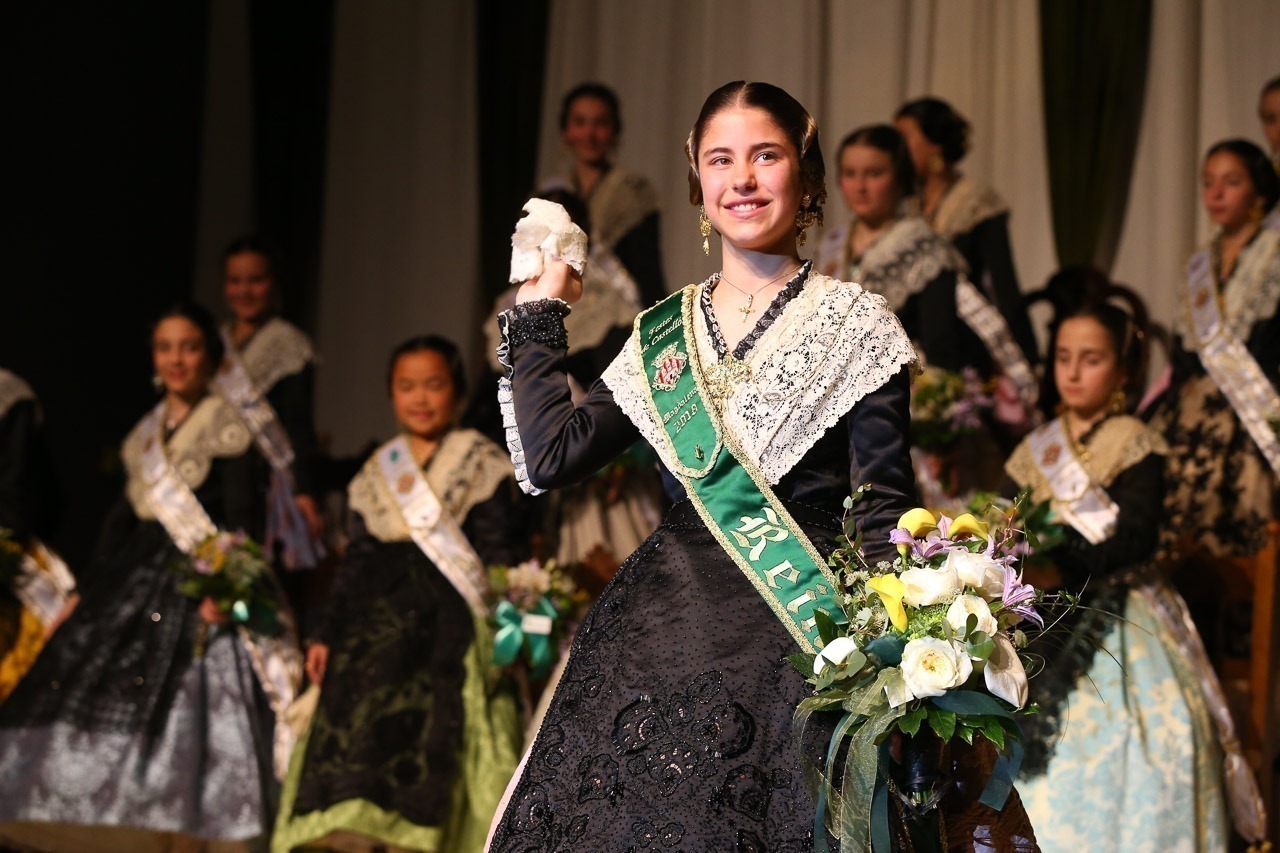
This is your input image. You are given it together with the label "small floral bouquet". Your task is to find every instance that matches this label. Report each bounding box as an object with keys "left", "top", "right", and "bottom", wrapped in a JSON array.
[
  {"left": 909, "top": 365, "right": 995, "bottom": 453},
  {"left": 0, "top": 527, "right": 22, "bottom": 589},
  {"left": 793, "top": 487, "right": 1064, "bottom": 850},
  {"left": 173, "top": 530, "right": 279, "bottom": 655},
  {"left": 488, "top": 558, "right": 587, "bottom": 679},
  {"left": 965, "top": 490, "right": 1067, "bottom": 569}
]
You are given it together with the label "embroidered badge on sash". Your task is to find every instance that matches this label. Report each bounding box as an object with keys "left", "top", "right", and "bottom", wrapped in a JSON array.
[
  {"left": 1041, "top": 443, "right": 1061, "bottom": 466},
  {"left": 651, "top": 343, "right": 688, "bottom": 392},
  {"left": 1194, "top": 287, "right": 1212, "bottom": 309},
  {"left": 397, "top": 472, "right": 415, "bottom": 494}
]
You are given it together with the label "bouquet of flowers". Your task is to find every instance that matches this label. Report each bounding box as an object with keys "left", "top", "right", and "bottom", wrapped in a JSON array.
[
  {"left": 488, "top": 558, "right": 587, "bottom": 679},
  {"left": 909, "top": 366, "right": 995, "bottom": 453},
  {"left": 965, "top": 490, "right": 1067, "bottom": 569},
  {"left": 0, "top": 527, "right": 22, "bottom": 589},
  {"left": 793, "top": 487, "right": 1063, "bottom": 850},
  {"left": 173, "top": 530, "right": 280, "bottom": 655}
]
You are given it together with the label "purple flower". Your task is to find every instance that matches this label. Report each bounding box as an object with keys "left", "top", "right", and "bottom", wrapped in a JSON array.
[
  {"left": 891, "top": 527, "right": 954, "bottom": 560},
  {"left": 1000, "top": 564, "right": 1043, "bottom": 628},
  {"left": 194, "top": 558, "right": 213, "bottom": 576}
]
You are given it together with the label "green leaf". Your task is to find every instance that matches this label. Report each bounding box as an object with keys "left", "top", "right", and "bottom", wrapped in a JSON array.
[
  {"left": 965, "top": 613, "right": 978, "bottom": 637},
  {"left": 786, "top": 652, "right": 817, "bottom": 678},
  {"left": 814, "top": 609, "right": 840, "bottom": 645},
  {"left": 927, "top": 706, "right": 957, "bottom": 741},
  {"left": 898, "top": 704, "right": 927, "bottom": 737},
  {"left": 842, "top": 650, "right": 867, "bottom": 674},
  {"left": 981, "top": 717, "right": 1007, "bottom": 749},
  {"left": 968, "top": 636, "right": 994, "bottom": 661},
  {"left": 957, "top": 722, "right": 977, "bottom": 744}
]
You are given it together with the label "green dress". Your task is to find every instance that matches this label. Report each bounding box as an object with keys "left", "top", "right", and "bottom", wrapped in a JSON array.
[{"left": 273, "top": 429, "right": 522, "bottom": 852}]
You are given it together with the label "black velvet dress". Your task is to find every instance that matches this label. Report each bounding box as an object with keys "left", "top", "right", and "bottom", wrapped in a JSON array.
[
  {"left": 490, "top": 272, "right": 924, "bottom": 850},
  {"left": 0, "top": 397, "right": 278, "bottom": 846}
]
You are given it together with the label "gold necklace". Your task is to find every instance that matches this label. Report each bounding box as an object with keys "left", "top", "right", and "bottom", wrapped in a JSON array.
[{"left": 718, "top": 265, "right": 801, "bottom": 320}]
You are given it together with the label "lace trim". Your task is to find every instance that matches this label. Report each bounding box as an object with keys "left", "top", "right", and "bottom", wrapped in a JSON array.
[
  {"left": 347, "top": 429, "right": 512, "bottom": 543},
  {"left": 931, "top": 175, "right": 1010, "bottom": 239},
  {"left": 499, "top": 299, "right": 571, "bottom": 354},
  {"left": 122, "top": 395, "right": 254, "bottom": 519},
  {"left": 1176, "top": 228, "right": 1280, "bottom": 348},
  {"left": 486, "top": 249, "right": 640, "bottom": 371},
  {"left": 0, "top": 369, "right": 35, "bottom": 420},
  {"left": 603, "top": 272, "right": 919, "bottom": 484},
  {"left": 851, "top": 217, "right": 964, "bottom": 310},
  {"left": 700, "top": 260, "right": 812, "bottom": 360},
  {"left": 1004, "top": 415, "right": 1168, "bottom": 502},
  {"left": 494, "top": 306, "right": 558, "bottom": 496},
  {"left": 233, "top": 318, "right": 316, "bottom": 392},
  {"left": 586, "top": 168, "right": 660, "bottom": 252}
]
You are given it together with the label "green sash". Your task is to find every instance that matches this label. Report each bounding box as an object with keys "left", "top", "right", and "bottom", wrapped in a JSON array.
[{"left": 634, "top": 288, "right": 839, "bottom": 653}]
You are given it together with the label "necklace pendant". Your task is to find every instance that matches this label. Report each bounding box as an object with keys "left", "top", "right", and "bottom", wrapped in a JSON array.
[
  {"left": 738, "top": 294, "right": 754, "bottom": 319},
  {"left": 704, "top": 354, "right": 752, "bottom": 407}
]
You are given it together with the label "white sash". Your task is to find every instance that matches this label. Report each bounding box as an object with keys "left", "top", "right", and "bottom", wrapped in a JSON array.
[
  {"left": 214, "top": 331, "right": 296, "bottom": 475},
  {"left": 137, "top": 404, "right": 301, "bottom": 778},
  {"left": 1027, "top": 419, "right": 1119, "bottom": 544},
  {"left": 1185, "top": 250, "right": 1280, "bottom": 477},
  {"left": 955, "top": 276, "right": 1041, "bottom": 420},
  {"left": 13, "top": 540, "right": 76, "bottom": 628},
  {"left": 376, "top": 436, "right": 490, "bottom": 615}
]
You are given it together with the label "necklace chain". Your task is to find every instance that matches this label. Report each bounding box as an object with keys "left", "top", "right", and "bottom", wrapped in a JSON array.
[{"left": 717, "top": 265, "right": 801, "bottom": 320}]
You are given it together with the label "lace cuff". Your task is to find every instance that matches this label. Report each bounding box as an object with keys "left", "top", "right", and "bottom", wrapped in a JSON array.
[{"left": 497, "top": 299, "right": 571, "bottom": 371}]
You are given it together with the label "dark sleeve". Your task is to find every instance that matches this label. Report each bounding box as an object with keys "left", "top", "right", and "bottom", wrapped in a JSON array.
[
  {"left": 505, "top": 300, "right": 642, "bottom": 490},
  {"left": 1052, "top": 453, "right": 1164, "bottom": 585},
  {"left": 613, "top": 212, "right": 667, "bottom": 308},
  {"left": 968, "top": 214, "right": 1038, "bottom": 364},
  {"left": 847, "top": 366, "right": 920, "bottom": 564},
  {"left": 1245, "top": 309, "right": 1280, "bottom": 388},
  {"left": 267, "top": 365, "right": 319, "bottom": 496},
  {"left": 462, "top": 478, "right": 522, "bottom": 567},
  {"left": 0, "top": 400, "right": 43, "bottom": 540}
]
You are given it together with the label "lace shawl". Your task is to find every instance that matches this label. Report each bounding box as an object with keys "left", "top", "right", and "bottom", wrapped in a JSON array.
[
  {"left": 1175, "top": 227, "right": 1280, "bottom": 349},
  {"left": 347, "top": 428, "right": 513, "bottom": 543},
  {"left": 815, "top": 217, "right": 965, "bottom": 304},
  {"left": 539, "top": 167, "right": 660, "bottom": 253},
  {"left": 932, "top": 175, "right": 1010, "bottom": 239},
  {"left": 0, "top": 369, "right": 35, "bottom": 420},
  {"left": 121, "top": 395, "right": 254, "bottom": 519},
  {"left": 602, "top": 272, "right": 918, "bottom": 484},
  {"left": 233, "top": 318, "right": 316, "bottom": 393},
  {"left": 1004, "top": 415, "right": 1169, "bottom": 503},
  {"left": 485, "top": 247, "right": 642, "bottom": 371}
]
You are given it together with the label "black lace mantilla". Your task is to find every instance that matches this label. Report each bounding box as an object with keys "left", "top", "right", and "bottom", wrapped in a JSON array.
[{"left": 701, "top": 260, "right": 812, "bottom": 361}]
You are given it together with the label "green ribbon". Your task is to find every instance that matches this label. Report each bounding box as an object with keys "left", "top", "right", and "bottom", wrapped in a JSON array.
[
  {"left": 634, "top": 289, "right": 838, "bottom": 653},
  {"left": 492, "top": 598, "right": 559, "bottom": 678}
]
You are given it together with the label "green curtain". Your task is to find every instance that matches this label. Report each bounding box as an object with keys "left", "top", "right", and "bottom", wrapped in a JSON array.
[{"left": 1040, "top": 0, "right": 1152, "bottom": 273}]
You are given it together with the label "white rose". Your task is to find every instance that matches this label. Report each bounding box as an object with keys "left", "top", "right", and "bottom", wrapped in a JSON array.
[
  {"left": 943, "top": 549, "right": 1005, "bottom": 600},
  {"left": 983, "top": 633, "right": 1029, "bottom": 709},
  {"left": 814, "top": 636, "right": 861, "bottom": 675},
  {"left": 946, "top": 594, "right": 998, "bottom": 640},
  {"left": 899, "top": 564, "right": 961, "bottom": 607},
  {"left": 900, "top": 638, "right": 973, "bottom": 699}
]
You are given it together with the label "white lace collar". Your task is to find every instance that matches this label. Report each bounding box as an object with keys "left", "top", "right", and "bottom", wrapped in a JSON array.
[
  {"left": 852, "top": 217, "right": 964, "bottom": 310},
  {"left": 348, "top": 428, "right": 513, "bottom": 543},
  {"left": 931, "top": 175, "right": 1009, "bottom": 239},
  {"left": 602, "top": 271, "right": 918, "bottom": 484},
  {"left": 1178, "top": 228, "right": 1280, "bottom": 347},
  {"left": 0, "top": 369, "right": 35, "bottom": 421},
  {"left": 122, "top": 395, "right": 254, "bottom": 520},
  {"left": 230, "top": 318, "right": 316, "bottom": 392}
]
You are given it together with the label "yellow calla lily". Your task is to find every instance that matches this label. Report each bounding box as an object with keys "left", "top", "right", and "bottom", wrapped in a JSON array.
[
  {"left": 948, "top": 513, "right": 989, "bottom": 541},
  {"left": 897, "top": 508, "right": 938, "bottom": 538},
  {"left": 867, "top": 575, "right": 909, "bottom": 632}
]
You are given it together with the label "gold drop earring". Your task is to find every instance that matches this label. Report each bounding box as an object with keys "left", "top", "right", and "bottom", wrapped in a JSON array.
[
  {"left": 699, "top": 205, "right": 712, "bottom": 255},
  {"left": 1109, "top": 387, "right": 1127, "bottom": 414},
  {"left": 795, "top": 194, "right": 816, "bottom": 247}
]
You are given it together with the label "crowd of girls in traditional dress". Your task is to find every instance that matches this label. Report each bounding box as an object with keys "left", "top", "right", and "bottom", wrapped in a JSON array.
[{"left": 0, "top": 77, "right": 1276, "bottom": 852}]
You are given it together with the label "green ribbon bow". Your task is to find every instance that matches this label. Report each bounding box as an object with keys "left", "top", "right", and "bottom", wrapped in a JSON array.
[{"left": 493, "top": 597, "right": 559, "bottom": 678}]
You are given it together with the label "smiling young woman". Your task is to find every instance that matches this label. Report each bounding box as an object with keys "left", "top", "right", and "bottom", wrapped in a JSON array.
[{"left": 488, "top": 81, "right": 1038, "bottom": 851}]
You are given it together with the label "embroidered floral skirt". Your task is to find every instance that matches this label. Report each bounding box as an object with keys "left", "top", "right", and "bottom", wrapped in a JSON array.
[
  {"left": 0, "top": 524, "right": 275, "bottom": 848},
  {"left": 491, "top": 500, "right": 1040, "bottom": 852}
]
